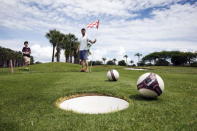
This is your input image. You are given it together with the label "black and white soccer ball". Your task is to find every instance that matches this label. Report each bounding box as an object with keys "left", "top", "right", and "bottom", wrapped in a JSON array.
[
  {"left": 137, "top": 72, "right": 164, "bottom": 98},
  {"left": 107, "top": 69, "right": 119, "bottom": 81}
]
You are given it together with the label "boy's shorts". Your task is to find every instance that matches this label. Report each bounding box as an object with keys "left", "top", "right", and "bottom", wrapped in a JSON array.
[
  {"left": 79, "top": 50, "right": 88, "bottom": 60},
  {"left": 23, "top": 56, "right": 31, "bottom": 64}
]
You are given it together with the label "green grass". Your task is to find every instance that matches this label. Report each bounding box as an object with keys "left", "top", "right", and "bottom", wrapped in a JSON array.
[{"left": 0, "top": 63, "right": 197, "bottom": 131}]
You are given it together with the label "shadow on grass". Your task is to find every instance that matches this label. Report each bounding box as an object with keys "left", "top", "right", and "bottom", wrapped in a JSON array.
[
  {"left": 104, "top": 80, "right": 118, "bottom": 82},
  {"left": 129, "top": 94, "right": 158, "bottom": 101},
  {"left": 18, "top": 68, "right": 30, "bottom": 71},
  {"left": 0, "top": 122, "right": 19, "bottom": 131}
]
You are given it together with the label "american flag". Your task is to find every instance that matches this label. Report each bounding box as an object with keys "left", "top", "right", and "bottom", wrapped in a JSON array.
[{"left": 87, "top": 20, "right": 99, "bottom": 29}]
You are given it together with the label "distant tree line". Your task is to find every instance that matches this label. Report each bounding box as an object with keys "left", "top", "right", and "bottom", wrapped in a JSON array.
[
  {"left": 142, "top": 51, "right": 197, "bottom": 66},
  {"left": 46, "top": 29, "right": 79, "bottom": 63},
  {"left": 91, "top": 51, "right": 197, "bottom": 67},
  {"left": 45, "top": 31, "right": 197, "bottom": 67},
  {"left": 0, "top": 46, "right": 34, "bottom": 68},
  {"left": 89, "top": 59, "right": 128, "bottom": 66}
]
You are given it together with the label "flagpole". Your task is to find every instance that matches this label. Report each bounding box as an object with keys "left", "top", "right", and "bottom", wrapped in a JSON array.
[
  {"left": 90, "top": 19, "right": 99, "bottom": 73},
  {"left": 95, "top": 19, "right": 99, "bottom": 40},
  {"left": 86, "top": 20, "right": 100, "bottom": 73}
]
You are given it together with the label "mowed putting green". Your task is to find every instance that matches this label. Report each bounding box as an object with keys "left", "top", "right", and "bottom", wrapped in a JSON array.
[{"left": 0, "top": 63, "right": 197, "bottom": 131}]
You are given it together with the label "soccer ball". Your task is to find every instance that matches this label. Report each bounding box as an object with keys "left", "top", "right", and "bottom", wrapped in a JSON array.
[
  {"left": 107, "top": 69, "right": 119, "bottom": 81},
  {"left": 137, "top": 72, "right": 164, "bottom": 98}
]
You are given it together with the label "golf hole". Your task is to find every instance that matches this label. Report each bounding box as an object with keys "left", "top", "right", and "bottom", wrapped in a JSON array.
[{"left": 56, "top": 94, "right": 129, "bottom": 114}]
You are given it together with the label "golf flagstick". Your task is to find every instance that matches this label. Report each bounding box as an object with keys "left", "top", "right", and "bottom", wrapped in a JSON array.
[
  {"left": 89, "top": 23, "right": 99, "bottom": 73},
  {"left": 89, "top": 51, "right": 93, "bottom": 73},
  {"left": 86, "top": 20, "right": 99, "bottom": 73}
]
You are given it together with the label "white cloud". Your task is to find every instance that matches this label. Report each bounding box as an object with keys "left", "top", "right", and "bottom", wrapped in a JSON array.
[
  {"left": 31, "top": 44, "right": 52, "bottom": 62},
  {"left": 0, "top": 39, "right": 25, "bottom": 51}
]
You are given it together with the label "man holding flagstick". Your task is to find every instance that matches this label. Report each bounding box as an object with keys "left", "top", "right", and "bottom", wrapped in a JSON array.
[
  {"left": 78, "top": 28, "right": 96, "bottom": 72},
  {"left": 78, "top": 20, "right": 99, "bottom": 72}
]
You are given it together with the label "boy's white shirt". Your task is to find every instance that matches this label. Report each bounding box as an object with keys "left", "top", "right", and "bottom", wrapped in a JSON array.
[{"left": 79, "top": 34, "right": 89, "bottom": 50}]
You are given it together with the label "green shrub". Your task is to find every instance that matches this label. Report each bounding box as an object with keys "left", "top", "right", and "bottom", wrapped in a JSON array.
[
  {"left": 191, "top": 62, "right": 197, "bottom": 67},
  {"left": 155, "top": 59, "right": 169, "bottom": 66},
  {"left": 137, "top": 61, "right": 145, "bottom": 66},
  {"left": 171, "top": 54, "right": 187, "bottom": 65},
  {"left": 106, "top": 60, "right": 115, "bottom": 65},
  {"left": 118, "top": 60, "right": 126, "bottom": 66},
  {"left": 90, "top": 61, "right": 103, "bottom": 66}
]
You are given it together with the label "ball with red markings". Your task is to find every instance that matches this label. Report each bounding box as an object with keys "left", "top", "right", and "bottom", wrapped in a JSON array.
[
  {"left": 137, "top": 72, "right": 164, "bottom": 98},
  {"left": 107, "top": 69, "right": 119, "bottom": 81}
]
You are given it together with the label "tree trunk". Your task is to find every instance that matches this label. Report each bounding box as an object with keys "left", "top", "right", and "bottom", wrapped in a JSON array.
[
  {"left": 56, "top": 52, "right": 60, "bottom": 62},
  {"left": 52, "top": 45, "right": 55, "bottom": 62},
  {"left": 65, "top": 54, "right": 69, "bottom": 62},
  {"left": 15, "top": 60, "right": 18, "bottom": 67},
  {"left": 0, "top": 57, "right": 2, "bottom": 67},
  {"left": 57, "top": 55, "right": 60, "bottom": 62},
  {"left": 69, "top": 50, "right": 73, "bottom": 63},
  {"left": 9, "top": 59, "right": 14, "bottom": 73},
  {"left": 56, "top": 47, "right": 61, "bottom": 62},
  {"left": 153, "top": 59, "right": 156, "bottom": 65},
  {"left": 74, "top": 52, "right": 79, "bottom": 64},
  {"left": 188, "top": 58, "right": 191, "bottom": 64},
  {"left": 74, "top": 57, "right": 79, "bottom": 64},
  {"left": 6, "top": 60, "right": 9, "bottom": 67},
  {"left": 13, "top": 59, "right": 16, "bottom": 68},
  {"left": 69, "top": 55, "right": 72, "bottom": 63}
]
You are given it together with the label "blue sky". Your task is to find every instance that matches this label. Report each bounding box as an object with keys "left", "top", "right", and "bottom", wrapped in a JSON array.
[{"left": 0, "top": 0, "right": 197, "bottom": 63}]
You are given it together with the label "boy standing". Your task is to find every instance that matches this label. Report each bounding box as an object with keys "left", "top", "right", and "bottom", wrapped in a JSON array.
[
  {"left": 22, "top": 41, "right": 31, "bottom": 68},
  {"left": 79, "top": 28, "right": 96, "bottom": 72}
]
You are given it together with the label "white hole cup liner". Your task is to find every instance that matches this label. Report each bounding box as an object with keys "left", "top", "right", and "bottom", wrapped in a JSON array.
[{"left": 57, "top": 95, "right": 129, "bottom": 114}]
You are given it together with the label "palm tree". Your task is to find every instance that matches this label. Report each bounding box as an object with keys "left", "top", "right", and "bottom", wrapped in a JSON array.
[
  {"left": 0, "top": 47, "right": 24, "bottom": 68},
  {"left": 56, "top": 33, "right": 66, "bottom": 62},
  {"left": 102, "top": 58, "right": 106, "bottom": 64},
  {"left": 135, "top": 53, "right": 142, "bottom": 63},
  {"left": 67, "top": 33, "right": 78, "bottom": 63},
  {"left": 130, "top": 60, "right": 134, "bottom": 65},
  {"left": 62, "top": 34, "right": 78, "bottom": 63},
  {"left": 113, "top": 58, "right": 117, "bottom": 65},
  {"left": 73, "top": 41, "right": 80, "bottom": 64},
  {"left": 46, "top": 29, "right": 61, "bottom": 62},
  {"left": 124, "top": 55, "right": 128, "bottom": 65},
  {"left": 61, "top": 34, "right": 70, "bottom": 62},
  {"left": 63, "top": 42, "right": 70, "bottom": 63}
]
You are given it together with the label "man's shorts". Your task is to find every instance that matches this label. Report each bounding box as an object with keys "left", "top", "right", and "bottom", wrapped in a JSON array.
[
  {"left": 79, "top": 50, "right": 88, "bottom": 60},
  {"left": 23, "top": 56, "right": 31, "bottom": 64}
]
